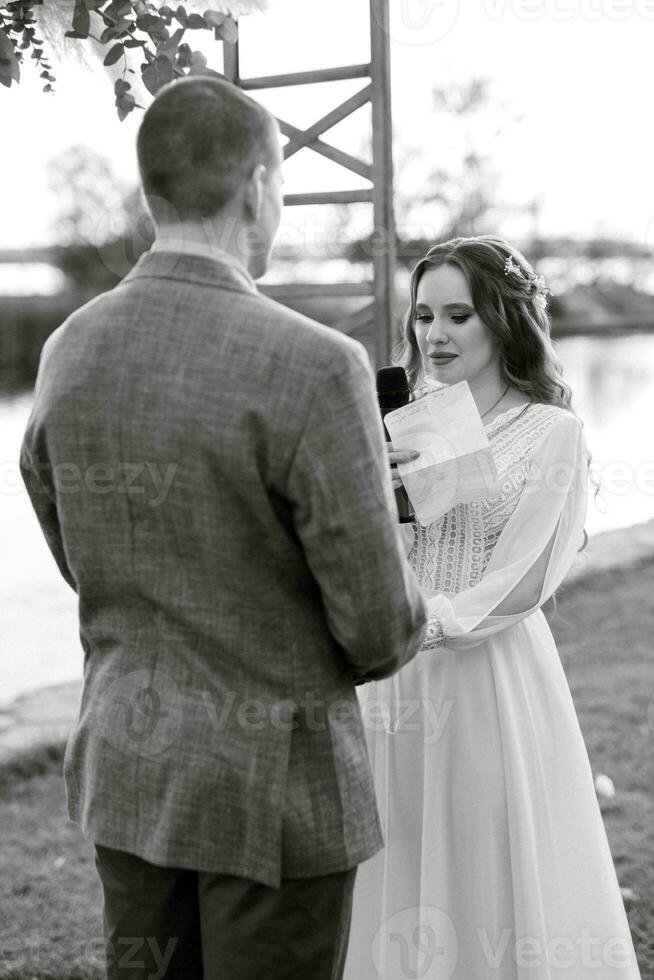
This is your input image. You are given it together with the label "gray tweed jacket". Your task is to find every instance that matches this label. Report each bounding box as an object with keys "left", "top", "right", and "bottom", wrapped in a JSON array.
[{"left": 20, "top": 248, "right": 427, "bottom": 887}]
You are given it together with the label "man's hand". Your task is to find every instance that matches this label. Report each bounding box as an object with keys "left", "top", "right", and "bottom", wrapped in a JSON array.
[{"left": 387, "top": 442, "right": 420, "bottom": 490}]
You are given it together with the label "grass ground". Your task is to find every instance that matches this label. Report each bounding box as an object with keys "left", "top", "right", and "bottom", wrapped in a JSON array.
[
  {"left": 0, "top": 563, "right": 652, "bottom": 980},
  {"left": 552, "top": 561, "right": 654, "bottom": 977},
  {"left": 0, "top": 746, "right": 104, "bottom": 979}
]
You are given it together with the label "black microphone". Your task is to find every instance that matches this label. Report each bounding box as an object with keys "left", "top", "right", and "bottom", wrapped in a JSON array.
[{"left": 376, "top": 366, "right": 415, "bottom": 524}]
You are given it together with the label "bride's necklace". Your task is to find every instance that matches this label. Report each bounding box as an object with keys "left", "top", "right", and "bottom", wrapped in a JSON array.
[{"left": 480, "top": 384, "right": 510, "bottom": 420}]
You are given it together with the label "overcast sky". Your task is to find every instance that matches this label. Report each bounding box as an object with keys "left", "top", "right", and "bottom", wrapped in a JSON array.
[{"left": 2, "top": 0, "right": 654, "bottom": 250}]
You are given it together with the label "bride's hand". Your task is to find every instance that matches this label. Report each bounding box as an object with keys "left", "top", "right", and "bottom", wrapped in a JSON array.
[{"left": 387, "top": 443, "right": 420, "bottom": 490}]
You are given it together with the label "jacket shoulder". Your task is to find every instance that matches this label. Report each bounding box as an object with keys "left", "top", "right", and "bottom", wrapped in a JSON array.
[
  {"left": 248, "top": 290, "right": 369, "bottom": 365},
  {"left": 36, "top": 289, "right": 114, "bottom": 365}
]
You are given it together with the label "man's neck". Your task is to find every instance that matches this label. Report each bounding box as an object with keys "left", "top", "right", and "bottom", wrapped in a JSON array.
[{"left": 155, "top": 217, "right": 249, "bottom": 273}]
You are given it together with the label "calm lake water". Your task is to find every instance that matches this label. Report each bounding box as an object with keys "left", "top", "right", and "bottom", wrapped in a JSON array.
[{"left": 2, "top": 332, "right": 654, "bottom": 705}]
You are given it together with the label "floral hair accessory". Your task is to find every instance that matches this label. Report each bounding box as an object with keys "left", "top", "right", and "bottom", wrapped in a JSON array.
[
  {"left": 503, "top": 256, "right": 523, "bottom": 278},
  {"left": 503, "top": 256, "right": 551, "bottom": 300},
  {"left": 532, "top": 273, "right": 551, "bottom": 297}
]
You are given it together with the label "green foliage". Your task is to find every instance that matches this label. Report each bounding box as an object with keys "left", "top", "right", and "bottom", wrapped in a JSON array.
[
  {"left": 0, "top": 0, "right": 238, "bottom": 117},
  {"left": 0, "top": 1, "right": 54, "bottom": 90}
]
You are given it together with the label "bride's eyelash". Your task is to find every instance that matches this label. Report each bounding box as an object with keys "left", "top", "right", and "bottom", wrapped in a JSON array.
[{"left": 415, "top": 312, "right": 470, "bottom": 323}]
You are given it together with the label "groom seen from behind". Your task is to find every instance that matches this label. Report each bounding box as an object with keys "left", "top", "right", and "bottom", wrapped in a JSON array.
[{"left": 20, "top": 76, "right": 428, "bottom": 979}]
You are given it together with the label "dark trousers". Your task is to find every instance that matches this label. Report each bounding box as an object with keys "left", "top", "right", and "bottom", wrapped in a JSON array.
[{"left": 93, "top": 843, "right": 358, "bottom": 980}]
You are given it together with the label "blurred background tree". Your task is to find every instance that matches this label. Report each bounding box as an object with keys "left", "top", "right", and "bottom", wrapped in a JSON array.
[
  {"left": 47, "top": 144, "right": 151, "bottom": 290},
  {"left": 48, "top": 144, "right": 130, "bottom": 246},
  {"left": 415, "top": 78, "right": 523, "bottom": 239},
  {"left": 345, "top": 77, "right": 537, "bottom": 269}
]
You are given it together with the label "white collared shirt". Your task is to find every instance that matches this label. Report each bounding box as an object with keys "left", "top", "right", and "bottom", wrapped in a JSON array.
[{"left": 150, "top": 236, "right": 255, "bottom": 291}]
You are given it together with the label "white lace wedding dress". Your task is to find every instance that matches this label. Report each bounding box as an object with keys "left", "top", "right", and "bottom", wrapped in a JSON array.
[{"left": 343, "top": 396, "right": 641, "bottom": 980}]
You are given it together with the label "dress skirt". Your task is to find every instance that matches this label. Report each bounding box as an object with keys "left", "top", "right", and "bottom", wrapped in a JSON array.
[{"left": 343, "top": 611, "right": 641, "bottom": 980}]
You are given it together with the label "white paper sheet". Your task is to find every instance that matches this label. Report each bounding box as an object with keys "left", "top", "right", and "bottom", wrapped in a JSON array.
[{"left": 383, "top": 381, "right": 501, "bottom": 526}]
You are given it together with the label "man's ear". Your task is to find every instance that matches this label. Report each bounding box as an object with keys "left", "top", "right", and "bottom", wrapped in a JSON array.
[{"left": 243, "top": 164, "right": 267, "bottom": 221}]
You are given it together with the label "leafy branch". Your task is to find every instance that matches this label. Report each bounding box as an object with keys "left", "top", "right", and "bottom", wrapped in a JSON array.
[
  {"left": 0, "top": 1, "right": 238, "bottom": 119},
  {"left": 0, "top": 1, "right": 55, "bottom": 92}
]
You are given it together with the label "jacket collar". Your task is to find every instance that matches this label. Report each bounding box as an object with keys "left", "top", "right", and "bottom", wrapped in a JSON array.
[{"left": 121, "top": 246, "right": 258, "bottom": 295}]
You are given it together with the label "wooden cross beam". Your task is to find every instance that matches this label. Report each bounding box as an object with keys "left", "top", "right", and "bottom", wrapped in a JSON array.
[
  {"left": 281, "top": 85, "right": 372, "bottom": 159},
  {"left": 239, "top": 64, "right": 372, "bottom": 89},
  {"left": 276, "top": 118, "right": 373, "bottom": 182},
  {"left": 223, "top": 0, "right": 396, "bottom": 366}
]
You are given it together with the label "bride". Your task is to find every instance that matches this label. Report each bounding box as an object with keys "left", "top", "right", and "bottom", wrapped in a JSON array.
[{"left": 343, "top": 236, "right": 641, "bottom": 979}]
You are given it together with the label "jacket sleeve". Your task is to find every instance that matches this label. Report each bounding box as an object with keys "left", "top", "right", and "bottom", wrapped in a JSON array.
[
  {"left": 19, "top": 439, "right": 77, "bottom": 593},
  {"left": 421, "top": 414, "right": 588, "bottom": 651},
  {"left": 284, "top": 342, "right": 428, "bottom": 684}
]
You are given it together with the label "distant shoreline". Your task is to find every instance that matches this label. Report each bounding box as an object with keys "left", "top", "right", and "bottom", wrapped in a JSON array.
[{"left": 2, "top": 285, "right": 654, "bottom": 392}]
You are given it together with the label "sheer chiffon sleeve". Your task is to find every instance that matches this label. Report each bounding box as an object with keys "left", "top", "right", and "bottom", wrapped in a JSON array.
[{"left": 422, "top": 413, "right": 589, "bottom": 651}]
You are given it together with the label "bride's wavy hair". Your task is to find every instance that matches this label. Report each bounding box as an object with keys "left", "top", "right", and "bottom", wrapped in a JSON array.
[
  {"left": 394, "top": 235, "right": 596, "bottom": 557},
  {"left": 394, "top": 235, "right": 572, "bottom": 409}
]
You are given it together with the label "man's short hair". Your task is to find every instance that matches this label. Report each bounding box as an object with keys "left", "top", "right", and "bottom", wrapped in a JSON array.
[{"left": 137, "top": 75, "right": 279, "bottom": 222}]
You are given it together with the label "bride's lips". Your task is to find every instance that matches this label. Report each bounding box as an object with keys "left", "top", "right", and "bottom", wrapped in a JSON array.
[{"left": 429, "top": 353, "right": 458, "bottom": 362}]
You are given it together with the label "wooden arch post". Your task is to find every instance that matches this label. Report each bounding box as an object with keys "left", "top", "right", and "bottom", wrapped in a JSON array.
[{"left": 223, "top": 0, "right": 397, "bottom": 367}]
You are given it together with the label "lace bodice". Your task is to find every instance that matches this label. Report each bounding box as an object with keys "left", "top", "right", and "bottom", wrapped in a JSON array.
[{"left": 407, "top": 398, "right": 576, "bottom": 596}]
